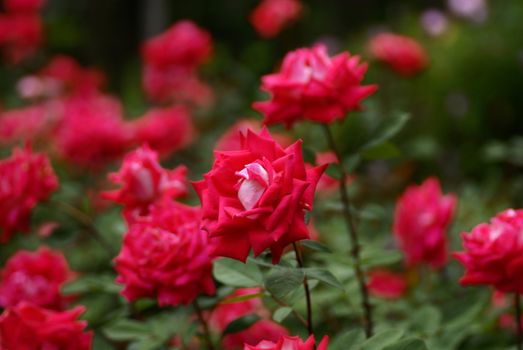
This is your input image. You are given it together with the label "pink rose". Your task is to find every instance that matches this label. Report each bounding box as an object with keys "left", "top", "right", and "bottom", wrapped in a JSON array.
[
  {"left": 0, "top": 145, "right": 58, "bottom": 242},
  {"left": 245, "top": 335, "right": 329, "bottom": 350},
  {"left": 454, "top": 209, "right": 523, "bottom": 293},
  {"left": 0, "top": 303, "right": 92, "bottom": 349},
  {"left": 250, "top": 0, "right": 302, "bottom": 38},
  {"left": 103, "top": 145, "right": 188, "bottom": 218},
  {"left": 115, "top": 202, "right": 215, "bottom": 306},
  {"left": 130, "top": 106, "right": 194, "bottom": 157},
  {"left": 369, "top": 33, "right": 429, "bottom": 76},
  {"left": 393, "top": 177, "right": 457, "bottom": 269},
  {"left": 194, "top": 128, "right": 326, "bottom": 263},
  {"left": 367, "top": 269, "right": 407, "bottom": 300},
  {"left": 0, "top": 247, "right": 74, "bottom": 309},
  {"left": 253, "top": 44, "right": 377, "bottom": 127}
]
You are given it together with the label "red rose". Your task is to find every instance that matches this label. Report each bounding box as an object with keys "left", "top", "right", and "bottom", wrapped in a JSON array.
[
  {"left": 0, "top": 13, "right": 43, "bottom": 63},
  {"left": 142, "top": 20, "right": 212, "bottom": 69},
  {"left": 250, "top": 0, "right": 302, "bottom": 38},
  {"left": 103, "top": 145, "right": 188, "bottom": 217},
  {"left": 454, "top": 209, "right": 523, "bottom": 293},
  {"left": 253, "top": 44, "right": 377, "bottom": 128},
  {"left": 0, "top": 103, "right": 57, "bottom": 144},
  {"left": 369, "top": 33, "right": 428, "bottom": 76},
  {"left": 0, "top": 145, "right": 58, "bottom": 242},
  {"left": 0, "top": 247, "right": 74, "bottom": 309},
  {"left": 367, "top": 269, "right": 407, "bottom": 300},
  {"left": 209, "top": 288, "right": 288, "bottom": 349},
  {"left": 115, "top": 202, "right": 215, "bottom": 306},
  {"left": 0, "top": 303, "right": 92, "bottom": 349},
  {"left": 194, "top": 128, "right": 326, "bottom": 263},
  {"left": 245, "top": 335, "right": 329, "bottom": 350},
  {"left": 130, "top": 106, "right": 194, "bottom": 157},
  {"left": 393, "top": 177, "right": 456, "bottom": 269},
  {"left": 54, "top": 94, "right": 132, "bottom": 167}
]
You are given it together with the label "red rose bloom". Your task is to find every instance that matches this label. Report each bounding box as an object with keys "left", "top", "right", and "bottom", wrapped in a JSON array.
[
  {"left": 0, "top": 303, "right": 92, "bottom": 350},
  {"left": 0, "top": 145, "right": 58, "bottom": 242},
  {"left": 115, "top": 202, "right": 215, "bottom": 306},
  {"left": 54, "top": 94, "right": 132, "bottom": 167},
  {"left": 454, "top": 209, "right": 523, "bottom": 293},
  {"left": 250, "top": 0, "right": 302, "bottom": 38},
  {"left": 367, "top": 269, "right": 407, "bottom": 300},
  {"left": 142, "top": 20, "right": 212, "bottom": 69},
  {"left": 209, "top": 288, "right": 288, "bottom": 349},
  {"left": 131, "top": 106, "right": 194, "bottom": 157},
  {"left": 393, "top": 177, "right": 457, "bottom": 269},
  {"left": 369, "top": 33, "right": 429, "bottom": 76},
  {"left": 245, "top": 335, "right": 329, "bottom": 350},
  {"left": 253, "top": 44, "right": 377, "bottom": 128},
  {"left": 0, "top": 13, "right": 43, "bottom": 63},
  {"left": 0, "top": 247, "right": 74, "bottom": 309},
  {"left": 103, "top": 145, "right": 188, "bottom": 217},
  {"left": 0, "top": 102, "right": 58, "bottom": 144},
  {"left": 194, "top": 128, "right": 326, "bottom": 263}
]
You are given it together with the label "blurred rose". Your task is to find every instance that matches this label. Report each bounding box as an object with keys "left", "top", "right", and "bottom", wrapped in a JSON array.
[
  {"left": 253, "top": 45, "right": 377, "bottom": 128},
  {"left": 245, "top": 335, "right": 329, "bottom": 350},
  {"left": 0, "top": 145, "right": 58, "bottom": 242},
  {"left": 455, "top": 209, "right": 523, "bottom": 293},
  {"left": 0, "top": 13, "right": 43, "bottom": 63},
  {"left": 0, "top": 303, "right": 92, "bottom": 349},
  {"left": 393, "top": 177, "right": 457, "bottom": 269},
  {"left": 194, "top": 128, "right": 326, "bottom": 263},
  {"left": 0, "top": 247, "right": 74, "bottom": 309},
  {"left": 367, "top": 269, "right": 407, "bottom": 300},
  {"left": 369, "top": 33, "right": 428, "bottom": 76},
  {"left": 250, "top": 0, "right": 302, "bottom": 38}
]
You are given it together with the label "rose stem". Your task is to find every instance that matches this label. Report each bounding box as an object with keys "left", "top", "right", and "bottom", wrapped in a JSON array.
[
  {"left": 293, "top": 242, "right": 313, "bottom": 336},
  {"left": 322, "top": 124, "right": 373, "bottom": 338},
  {"left": 515, "top": 293, "right": 522, "bottom": 350},
  {"left": 193, "top": 300, "right": 215, "bottom": 350}
]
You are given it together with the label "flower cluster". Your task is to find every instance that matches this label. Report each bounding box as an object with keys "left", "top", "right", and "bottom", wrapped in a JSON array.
[
  {"left": 369, "top": 33, "right": 429, "bottom": 76},
  {"left": 250, "top": 0, "right": 302, "bottom": 38},
  {"left": 0, "top": 247, "right": 74, "bottom": 309},
  {"left": 0, "top": 145, "right": 58, "bottom": 242},
  {"left": 455, "top": 209, "right": 523, "bottom": 293},
  {"left": 393, "top": 177, "right": 457, "bottom": 269},
  {"left": 142, "top": 20, "right": 213, "bottom": 106},
  {"left": 0, "top": 303, "right": 92, "bottom": 349},
  {"left": 253, "top": 44, "right": 377, "bottom": 127},
  {"left": 194, "top": 127, "right": 326, "bottom": 263},
  {"left": 108, "top": 146, "right": 215, "bottom": 307},
  {"left": 0, "top": 0, "right": 45, "bottom": 63}
]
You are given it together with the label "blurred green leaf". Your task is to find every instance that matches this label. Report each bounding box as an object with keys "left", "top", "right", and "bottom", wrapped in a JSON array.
[
  {"left": 103, "top": 319, "right": 149, "bottom": 341},
  {"left": 361, "top": 329, "right": 404, "bottom": 350},
  {"left": 361, "top": 113, "right": 410, "bottom": 151},
  {"left": 361, "top": 142, "right": 401, "bottom": 160},
  {"left": 303, "top": 268, "right": 344, "bottom": 290},
  {"left": 330, "top": 329, "right": 366, "bottom": 350},
  {"left": 383, "top": 338, "right": 428, "bottom": 350},
  {"left": 222, "top": 314, "right": 261, "bottom": 335},
  {"left": 264, "top": 267, "right": 304, "bottom": 299},
  {"left": 301, "top": 240, "right": 332, "bottom": 253},
  {"left": 213, "top": 258, "right": 263, "bottom": 287},
  {"left": 273, "top": 307, "right": 292, "bottom": 323}
]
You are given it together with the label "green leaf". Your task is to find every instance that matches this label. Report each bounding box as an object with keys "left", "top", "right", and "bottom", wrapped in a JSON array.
[
  {"left": 325, "top": 163, "right": 342, "bottom": 179},
  {"left": 303, "top": 268, "right": 344, "bottom": 290},
  {"left": 362, "top": 113, "right": 410, "bottom": 150},
  {"left": 330, "top": 329, "right": 366, "bottom": 350},
  {"left": 361, "top": 329, "right": 404, "bottom": 350},
  {"left": 410, "top": 305, "right": 441, "bottom": 335},
  {"left": 222, "top": 314, "right": 261, "bottom": 335},
  {"left": 62, "top": 275, "right": 121, "bottom": 295},
  {"left": 300, "top": 240, "right": 332, "bottom": 253},
  {"left": 361, "top": 142, "right": 400, "bottom": 160},
  {"left": 273, "top": 307, "right": 292, "bottom": 323},
  {"left": 103, "top": 319, "right": 149, "bottom": 341},
  {"left": 264, "top": 267, "right": 304, "bottom": 299},
  {"left": 303, "top": 147, "right": 317, "bottom": 164},
  {"left": 213, "top": 258, "right": 263, "bottom": 287},
  {"left": 383, "top": 338, "right": 428, "bottom": 350}
]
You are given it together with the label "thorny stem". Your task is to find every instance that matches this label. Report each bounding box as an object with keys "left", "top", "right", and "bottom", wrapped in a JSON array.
[
  {"left": 193, "top": 300, "right": 215, "bottom": 350},
  {"left": 515, "top": 293, "right": 522, "bottom": 350},
  {"left": 54, "top": 200, "right": 117, "bottom": 256},
  {"left": 322, "top": 124, "right": 374, "bottom": 338},
  {"left": 293, "top": 242, "right": 313, "bottom": 336}
]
